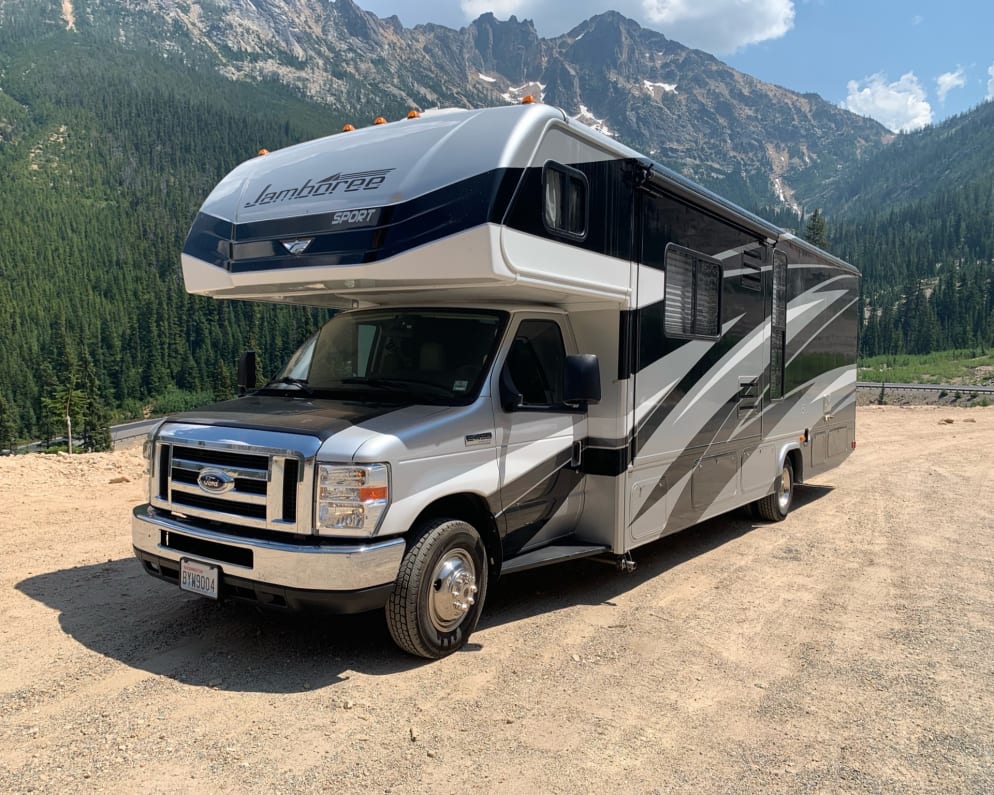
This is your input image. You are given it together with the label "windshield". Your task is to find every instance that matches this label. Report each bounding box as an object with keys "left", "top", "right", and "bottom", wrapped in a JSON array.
[{"left": 266, "top": 309, "right": 507, "bottom": 403}]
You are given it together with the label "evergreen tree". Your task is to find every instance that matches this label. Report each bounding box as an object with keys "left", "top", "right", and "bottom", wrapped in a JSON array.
[
  {"left": 1, "top": 3, "right": 993, "bottom": 437},
  {"left": 212, "top": 359, "right": 235, "bottom": 402},
  {"left": 0, "top": 27, "right": 333, "bottom": 440},
  {"left": 40, "top": 377, "right": 87, "bottom": 451},
  {"left": 0, "top": 394, "right": 18, "bottom": 453},
  {"left": 80, "top": 351, "right": 113, "bottom": 452},
  {"left": 803, "top": 209, "right": 829, "bottom": 249}
]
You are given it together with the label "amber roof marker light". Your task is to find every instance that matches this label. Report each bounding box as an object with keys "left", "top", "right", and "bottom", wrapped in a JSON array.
[
  {"left": 406, "top": 110, "right": 421, "bottom": 119},
  {"left": 342, "top": 123, "right": 356, "bottom": 132},
  {"left": 521, "top": 95, "right": 536, "bottom": 104},
  {"left": 373, "top": 116, "right": 388, "bottom": 125},
  {"left": 257, "top": 148, "right": 269, "bottom": 156}
]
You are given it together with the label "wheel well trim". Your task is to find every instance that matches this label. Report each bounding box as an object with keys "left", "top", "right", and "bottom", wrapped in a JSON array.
[
  {"left": 410, "top": 492, "right": 503, "bottom": 577},
  {"left": 777, "top": 442, "right": 803, "bottom": 483}
]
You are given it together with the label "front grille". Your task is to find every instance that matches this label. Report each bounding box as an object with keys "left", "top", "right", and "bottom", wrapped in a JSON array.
[
  {"left": 160, "top": 529, "right": 254, "bottom": 567},
  {"left": 152, "top": 441, "right": 307, "bottom": 533},
  {"left": 171, "top": 491, "right": 268, "bottom": 519},
  {"left": 282, "top": 459, "right": 299, "bottom": 522}
]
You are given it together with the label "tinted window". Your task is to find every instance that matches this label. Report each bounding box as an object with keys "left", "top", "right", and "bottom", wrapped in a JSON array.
[
  {"left": 273, "top": 309, "right": 506, "bottom": 404},
  {"left": 504, "top": 320, "right": 567, "bottom": 407},
  {"left": 543, "top": 162, "right": 587, "bottom": 238},
  {"left": 664, "top": 244, "right": 722, "bottom": 340}
]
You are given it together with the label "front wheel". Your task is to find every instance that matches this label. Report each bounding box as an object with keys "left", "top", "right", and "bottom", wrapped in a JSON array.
[
  {"left": 754, "top": 458, "right": 794, "bottom": 522},
  {"left": 386, "top": 518, "right": 488, "bottom": 659}
]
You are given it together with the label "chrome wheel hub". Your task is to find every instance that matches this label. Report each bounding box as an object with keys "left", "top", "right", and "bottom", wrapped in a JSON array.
[
  {"left": 777, "top": 465, "right": 792, "bottom": 513},
  {"left": 428, "top": 549, "right": 478, "bottom": 632}
]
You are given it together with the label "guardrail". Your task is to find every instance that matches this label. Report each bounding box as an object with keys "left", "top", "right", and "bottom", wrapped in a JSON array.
[
  {"left": 110, "top": 418, "right": 162, "bottom": 443},
  {"left": 13, "top": 418, "right": 160, "bottom": 453},
  {"left": 856, "top": 381, "right": 994, "bottom": 398}
]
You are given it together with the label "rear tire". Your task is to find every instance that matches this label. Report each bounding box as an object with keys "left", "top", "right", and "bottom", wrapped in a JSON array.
[
  {"left": 386, "top": 518, "right": 487, "bottom": 659},
  {"left": 755, "top": 458, "right": 794, "bottom": 522}
]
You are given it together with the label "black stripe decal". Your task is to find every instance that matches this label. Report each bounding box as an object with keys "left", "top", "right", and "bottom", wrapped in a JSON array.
[
  {"left": 583, "top": 443, "right": 630, "bottom": 477},
  {"left": 632, "top": 320, "right": 750, "bottom": 457},
  {"left": 186, "top": 157, "right": 644, "bottom": 275},
  {"left": 494, "top": 447, "right": 584, "bottom": 558},
  {"left": 496, "top": 446, "right": 575, "bottom": 513},
  {"left": 185, "top": 169, "right": 524, "bottom": 273},
  {"left": 630, "top": 395, "right": 744, "bottom": 525},
  {"left": 786, "top": 283, "right": 858, "bottom": 364},
  {"left": 618, "top": 309, "right": 636, "bottom": 380}
]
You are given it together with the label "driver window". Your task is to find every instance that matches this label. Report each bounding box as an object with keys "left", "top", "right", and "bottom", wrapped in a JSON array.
[{"left": 504, "top": 319, "right": 567, "bottom": 407}]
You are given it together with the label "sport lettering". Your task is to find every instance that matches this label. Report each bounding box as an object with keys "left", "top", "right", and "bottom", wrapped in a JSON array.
[{"left": 332, "top": 209, "right": 377, "bottom": 225}]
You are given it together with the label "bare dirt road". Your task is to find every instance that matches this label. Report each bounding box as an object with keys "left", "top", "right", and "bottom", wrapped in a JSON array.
[{"left": 1, "top": 405, "right": 993, "bottom": 794}]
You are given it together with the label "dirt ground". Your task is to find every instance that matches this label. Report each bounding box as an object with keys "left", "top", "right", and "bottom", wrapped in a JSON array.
[{"left": 1, "top": 405, "right": 993, "bottom": 794}]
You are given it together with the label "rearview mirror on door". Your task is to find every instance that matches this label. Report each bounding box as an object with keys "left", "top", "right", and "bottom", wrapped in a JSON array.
[{"left": 564, "top": 354, "right": 600, "bottom": 408}]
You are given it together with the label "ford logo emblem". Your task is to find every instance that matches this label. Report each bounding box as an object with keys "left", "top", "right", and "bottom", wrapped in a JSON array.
[{"left": 197, "top": 468, "right": 234, "bottom": 494}]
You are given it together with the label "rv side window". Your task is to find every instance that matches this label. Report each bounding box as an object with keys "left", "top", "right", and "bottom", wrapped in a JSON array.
[
  {"left": 542, "top": 162, "right": 587, "bottom": 239},
  {"left": 504, "top": 320, "right": 567, "bottom": 407},
  {"left": 664, "top": 244, "right": 722, "bottom": 340}
]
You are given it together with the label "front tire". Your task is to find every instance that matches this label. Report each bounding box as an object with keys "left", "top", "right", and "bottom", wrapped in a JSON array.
[
  {"left": 386, "top": 518, "right": 488, "bottom": 659},
  {"left": 755, "top": 458, "right": 794, "bottom": 522}
]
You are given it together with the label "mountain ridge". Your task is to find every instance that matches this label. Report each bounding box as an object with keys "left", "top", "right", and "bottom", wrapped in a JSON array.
[
  {"left": 22, "top": 0, "right": 892, "bottom": 210},
  {"left": 1, "top": 1, "right": 992, "bottom": 443}
]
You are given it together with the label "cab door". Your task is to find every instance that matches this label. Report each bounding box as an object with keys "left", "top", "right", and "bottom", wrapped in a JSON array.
[{"left": 493, "top": 314, "right": 587, "bottom": 558}]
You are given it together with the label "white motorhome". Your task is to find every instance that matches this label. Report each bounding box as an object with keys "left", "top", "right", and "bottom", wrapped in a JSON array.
[{"left": 133, "top": 103, "right": 858, "bottom": 658}]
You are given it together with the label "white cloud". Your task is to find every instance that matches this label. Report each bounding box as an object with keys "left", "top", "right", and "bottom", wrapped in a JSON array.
[
  {"left": 988, "top": 62, "right": 994, "bottom": 100},
  {"left": 843, "top": 72, "right": 932, "bottom": 133},
  {"left": 935, "top": 68, "right": 966, "bottom": 103},
  {"left": 639, "top": 0, "right": 795, "bottom": 53}
]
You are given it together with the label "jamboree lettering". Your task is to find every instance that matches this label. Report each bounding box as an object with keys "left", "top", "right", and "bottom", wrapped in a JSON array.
[{"left": 244, "top": 169, "right": 395, "bottom": 208}]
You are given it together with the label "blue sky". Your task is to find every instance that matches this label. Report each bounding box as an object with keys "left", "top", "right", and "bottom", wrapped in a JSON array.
[{"left": 353, "top": 0, "right": 994, "bottom": 133}]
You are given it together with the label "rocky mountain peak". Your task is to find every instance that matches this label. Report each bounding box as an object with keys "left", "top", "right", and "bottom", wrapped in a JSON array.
[
  {"left": 468, "top": 12, "right": 541, "bottom": 83},
  {"left": 561, "top": 10, "right": 663, "bottom": 82},
  {"left": 25, "top": 0, "right": 891, "bottom": 208},
  {"left": 333, "top": 0, "right": 384, "bottom": 42}
]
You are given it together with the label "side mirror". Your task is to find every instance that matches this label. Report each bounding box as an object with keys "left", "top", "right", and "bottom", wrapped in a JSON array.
[
  {"left": 237, "top": 350, "right": 257, "bottom": 395},
  {"left": 563, "top": 354, "right": 601, "bottom": 409}
]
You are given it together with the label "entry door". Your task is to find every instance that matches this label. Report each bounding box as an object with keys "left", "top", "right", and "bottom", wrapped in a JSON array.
[
  {"left": 769, "top": 250, "right": 788, "bottom": 404},
  {"left": 494, "top": 316, "right": 586, "bottom": 558}
]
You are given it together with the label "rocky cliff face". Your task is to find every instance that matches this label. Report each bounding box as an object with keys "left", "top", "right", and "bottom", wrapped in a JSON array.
[{"left": 38, "top": 0, "right": 892, "bottom": 208}]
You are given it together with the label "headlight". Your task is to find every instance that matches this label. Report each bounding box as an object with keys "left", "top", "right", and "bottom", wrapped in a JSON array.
[
  {"left": 144, "top": 437, "right": 158, "bottom": 498},
  {"left": 316, "top": 463, "right": 390, "bottom": 537}
]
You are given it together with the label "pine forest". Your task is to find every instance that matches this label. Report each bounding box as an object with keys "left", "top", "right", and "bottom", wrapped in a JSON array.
[
  {"left": 0, "top": 22, "right": 348, "bottom": 448},
  {"left": 1, "top": 7, "right": 994, "bottom": 449}
]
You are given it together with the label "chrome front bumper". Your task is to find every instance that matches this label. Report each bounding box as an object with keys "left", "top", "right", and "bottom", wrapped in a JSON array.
[{"left": 131, "top": 504, "right": 405, "bottom": 593}]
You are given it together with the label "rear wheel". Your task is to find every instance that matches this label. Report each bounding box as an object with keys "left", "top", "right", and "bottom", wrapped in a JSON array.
[
  {"left": 755, "top": 458, "right": 794, "bottom": 522},
  {"left": 386, "top": 518, "right": 487, "bottom": 659}
]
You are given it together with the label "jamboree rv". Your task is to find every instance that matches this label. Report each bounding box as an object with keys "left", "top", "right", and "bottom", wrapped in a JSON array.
[{"left": 132, "top": 102, "right": 858, "bottom": 658}]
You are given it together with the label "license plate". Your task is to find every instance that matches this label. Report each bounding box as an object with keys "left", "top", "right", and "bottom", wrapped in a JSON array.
[{"left": 179, "top": 558, "right": 220, "bottom": 600}]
